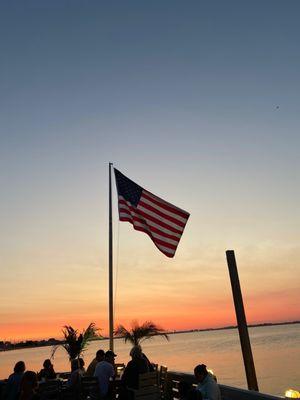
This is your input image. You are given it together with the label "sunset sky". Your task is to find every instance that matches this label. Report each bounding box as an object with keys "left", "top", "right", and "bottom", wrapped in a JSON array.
[{"left": 0, "top": 1, "right": 299, "bottom": 341}]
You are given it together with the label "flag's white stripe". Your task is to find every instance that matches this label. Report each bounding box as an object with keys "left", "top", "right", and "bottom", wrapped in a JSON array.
[
  {"left": 144, "top": 190, "right": 189, "bottom": 215},
  {"left": 117, "top": 196, "right": 186, "bottom": 233},
  {"left": 119, "top": 205, "right": 182, "bottom": 239},
  {"left": 132, "top": 221, "right": 179, "bottom": 246},
  {"left": 119, "top": 210, "right": 176, "bottom": 255},
  {"left": 155, "top": 243, "right": 175, "bottom": 255},
  {"left": 120, "top": 209, "right": 181, "bottom": 242},
  {"left": 140, "top": 194, "right": 188, "bottom": 224},
  {"left": 118, "top": 196, "right": 182, "bottom": 238},
  {"left": 137, "top": 203, "right": 185, "bottom": 232},
  {"left": 119, "top": 212, "right": 179, "bottom": 246}
]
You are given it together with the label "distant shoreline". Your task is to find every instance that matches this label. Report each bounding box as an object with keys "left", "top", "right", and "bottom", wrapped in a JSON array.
[
  {"left": 165, "top": 320, "right": 300, "bottom": 336},
  {"left": 1, "top": 320, "right": 299, "bottom": 352}
]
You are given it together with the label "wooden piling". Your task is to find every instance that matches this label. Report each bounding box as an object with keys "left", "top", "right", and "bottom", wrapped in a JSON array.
[{"left": 226, "top": 250, "right": 259, "bottom": 391}]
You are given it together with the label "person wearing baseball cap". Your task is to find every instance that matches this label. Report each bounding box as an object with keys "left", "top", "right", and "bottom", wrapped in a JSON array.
[
  {"left": 94, "top": 350, "right": 117, "bottom": 398},
  {"left": 105, "top": 350, "right": 117, "bottom": 360}
]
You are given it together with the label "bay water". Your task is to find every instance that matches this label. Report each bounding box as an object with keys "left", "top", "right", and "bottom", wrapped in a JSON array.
[{"left": 1, "top": 324, "right": 299, "bottom": 396}]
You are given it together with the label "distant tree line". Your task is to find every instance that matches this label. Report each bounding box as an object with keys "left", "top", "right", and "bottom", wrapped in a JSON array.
[{"left": 0, "top": 338, "right": 61, "bottom": 351}]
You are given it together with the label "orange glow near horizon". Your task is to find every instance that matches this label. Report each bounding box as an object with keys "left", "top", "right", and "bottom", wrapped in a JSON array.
[
  {"left": 1, "top": 284, "right": 299, "bottom": 341},
  {"left": 1, "top": 174, "right": 300, "bottom": 342}
]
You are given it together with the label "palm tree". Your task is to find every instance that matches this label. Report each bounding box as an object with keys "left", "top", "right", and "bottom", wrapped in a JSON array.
[
  {"left": 51, "top": 322, "right": 100, "bottom": 361},
  {"left": 114, "top": 320, "right": 169, "bottom": 345}
]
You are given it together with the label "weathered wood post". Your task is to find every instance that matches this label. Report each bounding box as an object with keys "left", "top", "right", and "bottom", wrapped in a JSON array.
[
  {"left": 164, "top": 372, "right": 174, "bottom": 400},
  {"left": 226, "top": 250, "right": 259, "bottom": 391}
]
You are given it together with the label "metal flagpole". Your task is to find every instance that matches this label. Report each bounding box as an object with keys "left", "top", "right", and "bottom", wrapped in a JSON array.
[
  {"left": 226, "top": 250, "right": 259, "bottom": 391},
  {"left": 109, "top": 162, "right": 114, "bottom": 351}
]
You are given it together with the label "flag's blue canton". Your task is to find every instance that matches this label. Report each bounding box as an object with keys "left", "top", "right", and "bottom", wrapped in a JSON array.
[{"left": 114, "top": 169, "right": 143, "bottom": 207}]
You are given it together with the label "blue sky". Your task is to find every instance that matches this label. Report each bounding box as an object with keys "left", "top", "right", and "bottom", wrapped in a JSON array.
[{"left": 0, "top": 0, "right": 299, "bottom": 339}]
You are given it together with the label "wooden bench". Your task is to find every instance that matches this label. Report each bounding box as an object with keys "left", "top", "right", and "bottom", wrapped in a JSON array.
[
  {"left": 80, "top": 376, "right": 99, "bottom": 399},
  {"left": 38, "top": 380, "right": 61, "bottom": 400},
  {"left": 128, "top": 372, "right": 160, "bottom": 400}
]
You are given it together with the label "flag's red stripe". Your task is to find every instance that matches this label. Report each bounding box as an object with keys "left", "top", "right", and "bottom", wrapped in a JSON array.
[
  {"left": 119, "top": 208, "right": 178, "bottom": 250},
  {"left": 119, "top": 212, "right": 178, "bottom": 250},
  {"left": 119, "top": 209, "right": 181, "bottom": 241},
  {"left": 147, "top": 235, "right": 177, "bottom": 250},
  {"left": 143, "top": 221, "right": 180, "bottom": 241},
  {"left": 119, "top": 217, "right": 176, "bottom": 255},
  {"left": 119, "top": 200, "right": 183, "bottom": 234},
  {"left": 133, "top": 224, "right": 175, "bottom": 257},
  {"left": 119, "top": 196, "right": 186, "bottom": 230},
  {"left": 119, "top": 201, "right": 183, "bottom": 235},
  {"left": 143, "top": 191, "right": 189, "bottom": 219},
  {"left": 135, "top": 208, "right": 184, "bottom": 234},
  {"left": 138, "top": 199, "right": 186, "bottom": 228}
]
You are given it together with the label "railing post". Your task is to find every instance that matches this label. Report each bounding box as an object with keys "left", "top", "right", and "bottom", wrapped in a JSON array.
[{"left": 164, "top": 373, "right": 174, "bottom": 400}]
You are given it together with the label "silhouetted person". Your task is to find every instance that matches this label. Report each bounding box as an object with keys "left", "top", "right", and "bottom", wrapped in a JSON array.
[
  {"left": 19, "top": 371, "right": 39, "bottom": 400},
  {"left": 78, "top": 358, "right": 86, "bottom": 376},
  {"left": 121, "top": 346, "right": 149, "bottom": 390},
  {"left": 86, "top": 349, "right": 105, "bottom": 377},
  {"left": 67, "top": 359, "right": 82, "bottom": 391},
  {"left": 194, "top": 364, "right": 221, "bottom": 400},
  {"left": 4, "top": 361, "right": 26, "bottom": 400},
  {"left": 178, "top": 381, "right": 202, "bottom": 400},
  {"left": 94, "top": 350, "right": 116, "bottom": 399},
  {"left": 37, "top": 360, "right": 56, "bottom": 381},
  {"left": 134, "top": 345, "right": 154, "bottom": 372}
]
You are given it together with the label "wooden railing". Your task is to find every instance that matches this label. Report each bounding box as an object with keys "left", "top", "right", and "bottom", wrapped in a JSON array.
[
  {"left": 0, "top": 369, "right": 283, "bottom": 400},
  {"left": 164, "top": 371, "right": 282, "bottom": 400}
]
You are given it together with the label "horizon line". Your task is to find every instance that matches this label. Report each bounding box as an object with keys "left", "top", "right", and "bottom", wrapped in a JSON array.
[{"left": 2, "top": 319, "right": 299, "bottom": 345}]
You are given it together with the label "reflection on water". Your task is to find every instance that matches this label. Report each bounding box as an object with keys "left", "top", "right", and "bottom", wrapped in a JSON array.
[{"left": 0, "top": 324, "right": 299, "bottom": 396}]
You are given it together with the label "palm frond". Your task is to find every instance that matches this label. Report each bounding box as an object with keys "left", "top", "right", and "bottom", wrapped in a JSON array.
[
  {"left": 114, "top": 325, "right": 128, "bottom": 337},
  {"left": 114, "top": 325, "right": 135, "bottom": 344},
  {"left": 114, "top": 320, "right": 169, "bottom": 345},
  {"left": 50, "top": 344, "right": 59, "bottom": 360},
  {"left": 81, "top": 323, "right": 99, "bottom": 352},
  {"left": 51, "top": 322, "right": 100, "bottom": 361}
]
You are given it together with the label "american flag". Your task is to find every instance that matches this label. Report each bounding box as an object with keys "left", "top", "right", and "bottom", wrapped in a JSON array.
[{"left": 114, "top": 168, "right": 190, "bottom": 258}]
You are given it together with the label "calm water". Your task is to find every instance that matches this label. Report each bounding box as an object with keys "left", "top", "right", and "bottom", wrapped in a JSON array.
[{"left": 0, "top": 324, "right": 299, "bottom": 396}]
